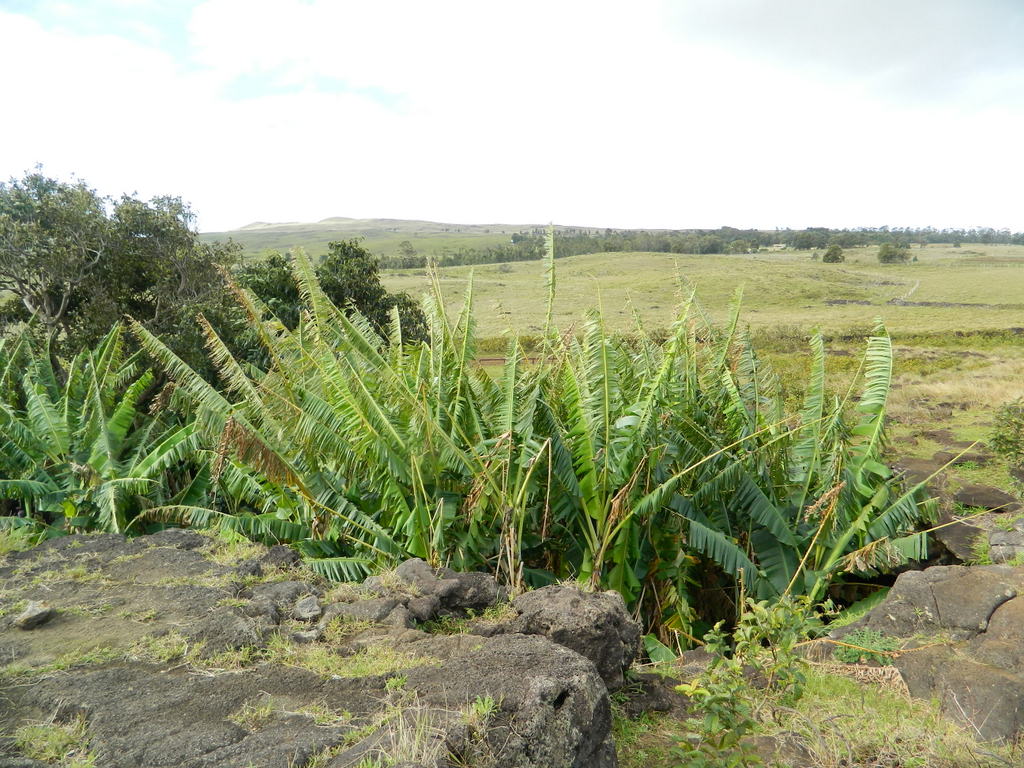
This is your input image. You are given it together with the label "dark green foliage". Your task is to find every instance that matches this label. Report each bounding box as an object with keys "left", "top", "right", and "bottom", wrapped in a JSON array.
[
  {"left": 877, "top": 242, "right": 910, "bottom": 264},
  {"left": 0, "top": 169, "right": 243, "bottom": 371},
  {"left": 832, "top": 627, "right": 900, "bottom": 665},
  {"left": 822, "top": 244, "right": 844, "bottom": 263},
  {"left": 992, "top": 398, "right": 1024, "bottom": 470},
  {"left": 236, "top": 240, "right": 427, "bottom": 342}
]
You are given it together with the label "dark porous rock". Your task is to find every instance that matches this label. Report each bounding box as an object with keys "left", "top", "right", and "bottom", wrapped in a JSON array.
[
  {"left": 835, "top": 565, "right": 1022, "bottom": 640},
  {"left": 241, "top": 598, "right": 281, "bottom": 625},
  {"left": 292, "top": 595, "right": 322, "bottom": 622},
  {"left": 260, "top": 544, "right": 300, "bottom": 569},
  {"left": 141, "top": 528, "right": 208, "bottom": 551},
  {"left": 383, "top": 558, "right": 502, "bottom": 615},
  {"left": 509, "top": 585, "right": 641, "bottom": 690},
  {"left": 381, "top": 605, "right": 415, "bottom": 629},
  {"left": 846, "top": 564, "right": 1024, "bottom": 743},
  {"left": 616, "top": 672, "right": 689, "bottom": 718},
  {"left": 933, "top": 511, "right": 985, "bottom": 563},
  {"left": 933, "top": 449, "right": 993, "bottom": 467},
  {"left": 14, "top": 601, "right": 55, "bottom": 630},
  {"left": 234, "top": 559, "right": 263, "bottom": 580},
  {"left": 674, "top": 647, "right": 714, "bottom": 681},
  {"left": 1, "top": 534, "right": 621, "bottom": 768},
  {"left": 321, "top": 597, "right": 401, "bottom": 625},
  {"left": 893, "top": 457, "right": 946, "bottom": 490},
  {"left": 896, "top": 646, "right": 1024, "bottom": 743},
  {"left": 187, "top": 609, "right": 263, "bottom": 653},
  {"left": 953, "top": 484, "right": 1022, "bottom": 513},
  {"left": 405, "top": 632, "right": 617, "bottom": 768},
  {"left": 290, "top": 628, "right": 323, "bottom": 644},
  {"left": 969, "top": 596, "right": 1024, "bottom": 672},
  {"left": 435, "top": 569, "right": 502, "bottom": 613},
  {"left": 406, "top": 595, "right": 441, "bottom": 622},
  {"left": 248, "top": 580, "right": 316, "bottom": 610}
]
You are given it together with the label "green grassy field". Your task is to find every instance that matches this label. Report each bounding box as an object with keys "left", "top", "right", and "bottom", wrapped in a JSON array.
[
  {"left": 382, "top": 243, "right": 1024, "bottom": 502},
  {"left": 382, "top": 244, "right": 1024, "bottom": 338}
]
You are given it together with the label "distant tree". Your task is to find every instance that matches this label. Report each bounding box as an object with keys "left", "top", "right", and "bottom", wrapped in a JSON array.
[
  {"left": 822, "top": 244, "right": 845, "bottom": 263},
  {"left": 397, "top": 240, "right": 416, "bottom": 258},
  {"left": 877, "top": 242, "right": 910, "bottom": 264},
  {"left": 235, "top": 252, "right": 299, "bottom": 328},
  {"left": 237, "top": 239, "right": 428, "bottom": 343}
]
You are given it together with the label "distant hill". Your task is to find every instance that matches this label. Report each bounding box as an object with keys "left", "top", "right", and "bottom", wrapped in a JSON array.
[{"left": 201, "top": 217, "right": 571, "bottom": 260}]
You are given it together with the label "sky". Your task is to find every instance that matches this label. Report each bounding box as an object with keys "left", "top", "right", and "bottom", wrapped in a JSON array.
[{"left": 1, "top": 0, "right": 1022, "bottom": 233}]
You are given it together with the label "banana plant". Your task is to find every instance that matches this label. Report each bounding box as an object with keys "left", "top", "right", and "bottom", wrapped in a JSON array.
[
  {"left": 0, "top": 325, "right": 204, "bottom": 533},
  {"left": 126, "top": 249, "right": 933, "bottom": 639}
]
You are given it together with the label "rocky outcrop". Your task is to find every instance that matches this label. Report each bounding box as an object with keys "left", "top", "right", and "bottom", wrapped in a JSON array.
[
  {"left": 0, "top": 533, "right": 631, "bottom": 767},
  {"left": 507, "top": 586, "right": 641, "bottom": 691},
  {"left": 833, "top": 564, "right": 1024, "bottom": 742}
]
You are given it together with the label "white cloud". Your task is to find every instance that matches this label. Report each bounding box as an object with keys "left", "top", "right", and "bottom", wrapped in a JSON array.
[{"left": 0, "top": 2, "right": 1022, "bottom": 231}]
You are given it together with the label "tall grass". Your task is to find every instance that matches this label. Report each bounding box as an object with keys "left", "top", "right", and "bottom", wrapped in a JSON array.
[{"left": 121, "top": 248, "right": 933, "bottom": 637}]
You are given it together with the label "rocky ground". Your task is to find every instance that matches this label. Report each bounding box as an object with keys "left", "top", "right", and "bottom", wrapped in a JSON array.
[
  {"left": 0, "top": 531, "right": 643, "bottom": 768},
  {"left": 4, "top": 525, "right": 1023, "bottom": 768},
  {"left": 831, "top": 563, "right": 1024, "bottom": 744}
]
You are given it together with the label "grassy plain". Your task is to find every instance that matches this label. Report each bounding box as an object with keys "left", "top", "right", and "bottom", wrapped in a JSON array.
[
  {"left": 201, "top": 216, "right": 529, "bottom": 260},
  {"left": 383, "top": 243, "right": 1024, "bottom": 500},
  {"left": 382, "top": 244, "right": 1024, "bottom": 337}
]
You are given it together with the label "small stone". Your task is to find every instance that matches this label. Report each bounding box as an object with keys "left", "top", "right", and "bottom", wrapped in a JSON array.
[
  {"left": 293, "top": 595, "right": 322, "bottom": 621},
  {"left": 291, "top": 628, "right": 323, "bottom": 644},
  {"left": 407, "top": 595, "right": 440, "bottom": 622},
  {"left": 382, "top": 605, "right": 415, "bottom": 629},
  {"left": 14, "top": 601, "right": 56, "bottom": 630}
]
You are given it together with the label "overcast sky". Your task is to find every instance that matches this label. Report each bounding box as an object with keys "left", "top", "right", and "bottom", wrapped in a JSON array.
[{"left": 2, "top": 0, "right": 1022, "bottom": 232}]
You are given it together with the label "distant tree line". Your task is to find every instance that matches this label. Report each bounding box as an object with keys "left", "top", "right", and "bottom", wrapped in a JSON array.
[{"left": 377, "top": 225, "right": 1024, "bottom": 270}]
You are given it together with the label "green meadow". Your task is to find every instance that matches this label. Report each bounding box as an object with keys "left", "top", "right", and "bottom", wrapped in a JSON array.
[
  {"left": 383, "top": 243, "right": 1024, "bottom": 496},
  {"left": 382, "top": 244, "right": 1024, "bottom": 338}
]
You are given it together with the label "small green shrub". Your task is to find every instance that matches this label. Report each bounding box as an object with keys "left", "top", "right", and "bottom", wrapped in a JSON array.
[
  {"left": 832, "top": 628, "right": 900, "bottom": 665},
  {"left": 822, "top": 244, "right": 844, "bottom": 263},
  {"left": 992, "top": 398, "right": 1024, "bottom": 471},
  {"left": 673, "top": 596, "right": 817, "bottom": 766}
]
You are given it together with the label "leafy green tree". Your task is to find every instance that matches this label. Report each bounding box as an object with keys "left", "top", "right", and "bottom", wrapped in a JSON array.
[
  {"left": 0, "top": 171, "right": 109, "bottom": 337},
  {"left": 234, "top": 252, "right": 300, "bottom": 329},
  {"left": 822, "top": 244, "right": 845, "bottom": 263},
  {"left": 0, "top": 169, "right": 242, "bottom": 369},
  {"left": 877, "top": 242, "right": 909, "bottom": 264},
  {"left": 236, "top": 240, "right": 427, "bottom": 342}
]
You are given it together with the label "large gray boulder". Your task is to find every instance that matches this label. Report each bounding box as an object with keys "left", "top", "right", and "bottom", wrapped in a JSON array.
[
  {"left": 835, "top": 564, "right": 1024, "bottom": 742},
  {"left": 509, "top": 585, "right": 641, "bottom": 691}
]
